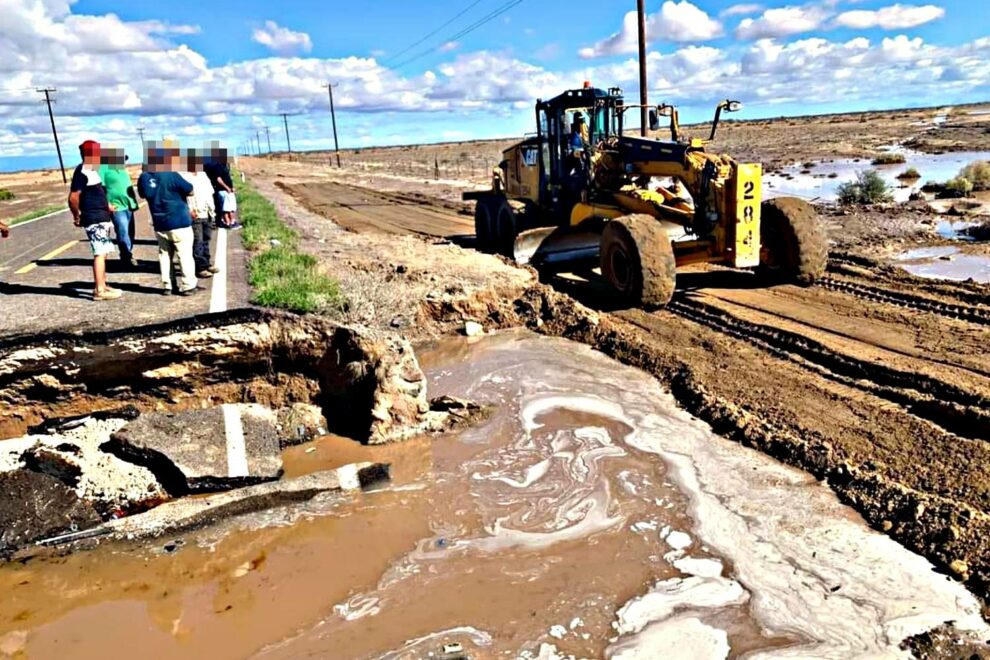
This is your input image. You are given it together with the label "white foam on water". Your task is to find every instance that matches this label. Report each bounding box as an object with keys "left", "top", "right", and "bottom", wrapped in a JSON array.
[
  {"left": 332, "top": 593, "right": 380, "bottom": 621},
  {"left": 475, "top": 336, "right": 990, "bottom": 658},
  {"left": 610, "top": 615, "right": 730, "bottom": 660},
  {"left": 473, "top": 457, "right": 552, "bottom": 488},
  {"left": 672, "top": 557, "right": 724, "bottom": 579},
  {"left": 466, "top": 480, "right": 624, "bottom": 552},
  {"left": 378, "top": 626, "right": 493, "bottom": 659},
  {"left": 613, "top": 575, "right": 747, "bottom": 636},
  {"left": 663, "top": 530, "right": 692, "bottom": 550}
]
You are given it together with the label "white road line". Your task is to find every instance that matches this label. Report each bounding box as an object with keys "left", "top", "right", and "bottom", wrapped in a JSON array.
[
  {"left": 222, "top": 404, "right": 249, "bottom": 478},
  {"left": 209, "top": 227, "right": 228, "bottom": 313},
  {"left": 10, "top": 207, "right": 69, "bottom": 228}
]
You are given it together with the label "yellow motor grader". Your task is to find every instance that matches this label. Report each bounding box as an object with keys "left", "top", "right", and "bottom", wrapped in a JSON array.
[{"left": 463, "top": 85, "right": 826, "bottom": 307}]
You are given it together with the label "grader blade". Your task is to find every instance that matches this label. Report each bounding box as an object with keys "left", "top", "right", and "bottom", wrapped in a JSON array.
[{"left": 513, "top": 227, "right": 601, "bottom": 269}]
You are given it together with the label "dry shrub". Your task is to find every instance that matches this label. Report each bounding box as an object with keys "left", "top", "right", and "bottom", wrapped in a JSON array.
[
  {"left": 872, "top": 152, "right": 907, "bottom": 165},
  {"left": 959, "top": 161, "right": 990, "bottom": 191}
]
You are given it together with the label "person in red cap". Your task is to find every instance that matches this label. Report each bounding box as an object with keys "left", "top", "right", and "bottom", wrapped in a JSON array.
[{"left": 68, "top": 140, "right": 121, "bottom": 300}]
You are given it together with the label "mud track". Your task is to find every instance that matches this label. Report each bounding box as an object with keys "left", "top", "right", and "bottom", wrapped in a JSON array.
[{"left": 275, "top": 176, "right": 990, "bottom": 603}]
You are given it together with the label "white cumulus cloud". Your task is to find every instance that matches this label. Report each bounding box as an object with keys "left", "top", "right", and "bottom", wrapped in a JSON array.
[
  {"left": 251, "top": 20, "right": 313, "bottom": 55},
  {"left": 721, "top": 3, "right": 764, "bottom": 17},
  {"left": 735, "top": 4, "right": 832, "bottom": 40},
  {"left": 833, "top": 4, "right": 945, "bottom": 30},
  {"left": 579, "top": 1, "right": 723, "bottom": 59}
]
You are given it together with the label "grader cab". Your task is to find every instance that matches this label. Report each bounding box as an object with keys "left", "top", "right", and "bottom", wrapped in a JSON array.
[{"left": 464, "top": 85, "right": 826, "bottom": 307}]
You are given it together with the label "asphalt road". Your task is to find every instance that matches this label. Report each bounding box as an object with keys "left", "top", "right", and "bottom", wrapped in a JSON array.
[{"left": 0, "top": 206, "right": 250, "bottom": 337}]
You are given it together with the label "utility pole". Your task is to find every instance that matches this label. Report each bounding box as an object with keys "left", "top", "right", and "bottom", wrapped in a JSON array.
[
  {"left": 264, "top": 125, "right": 272, "bottom": 153},
  {"left": 256, "top": 130, "right": 263, "bottom": 156},
  {"left": 281, "top": 113, "right": 292, "bottom": 153},
  {"left": 325, "top": 83, "right": 342, "bottom": 167},
  {"left": 37, "top": 88, "right": 66, "bottom": 184},
  {"left": 637, "top": 0, "right": 648, "bottom": 137}
]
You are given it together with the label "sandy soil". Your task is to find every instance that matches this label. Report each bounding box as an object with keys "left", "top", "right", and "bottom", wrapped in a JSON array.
[
  {"left": 0, "top": 168, "right": 68, "bottom": 223},
  {"left": 0, "top": 165, "right": 144, "bottom": 223}
]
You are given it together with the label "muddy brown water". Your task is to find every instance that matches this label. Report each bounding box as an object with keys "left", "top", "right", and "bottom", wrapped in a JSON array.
[{"left": 0, "top": 331, "right": 987, "bottom": 659}]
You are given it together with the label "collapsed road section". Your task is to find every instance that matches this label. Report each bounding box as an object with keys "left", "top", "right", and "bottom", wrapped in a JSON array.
[{"left": 0, "top": 309, "right": 474, "bottom": 556}]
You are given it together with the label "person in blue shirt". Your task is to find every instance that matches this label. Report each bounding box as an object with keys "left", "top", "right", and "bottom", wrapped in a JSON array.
[{"left": 137, "top": 145, "right": 200, "bottom": 296}]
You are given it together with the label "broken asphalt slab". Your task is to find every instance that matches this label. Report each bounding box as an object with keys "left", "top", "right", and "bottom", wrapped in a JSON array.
[
  {"left": 102, "top": 403, "right": 284, "bottom": 496},
  {"left": 33, "top": 462, "right": 390, "bottom": 551},
  {"left": 0, "top": 470, "right": 101, "bottom": 556}
]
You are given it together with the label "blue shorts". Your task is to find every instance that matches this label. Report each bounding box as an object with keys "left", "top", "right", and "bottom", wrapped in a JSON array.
[{"left": 84, "top": 221, "right": 116, "bottom": 257}]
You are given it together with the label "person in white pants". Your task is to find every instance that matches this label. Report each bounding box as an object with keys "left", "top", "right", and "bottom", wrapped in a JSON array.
[
  {"left": 155, "top": 225, "right": 198, "bottom": 293},
  {"left": 137, "top": 144, "right": 200, "bottom": 296}
]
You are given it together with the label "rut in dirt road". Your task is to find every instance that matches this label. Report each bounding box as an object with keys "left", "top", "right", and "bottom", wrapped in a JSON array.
[
  {"left": 661, "top": 296, "right": 990, "bottom": 442},
  {"left": 821, "top": 275, "right": 990, "bottom": 325}
]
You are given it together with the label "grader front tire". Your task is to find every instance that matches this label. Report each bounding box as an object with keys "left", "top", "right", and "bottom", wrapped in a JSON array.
[
  {"left": 600, "top": 214, "right": 676, "bottom": 308},
  {"left": 758, "top": 197, "right": 827, "bottom": 286}
]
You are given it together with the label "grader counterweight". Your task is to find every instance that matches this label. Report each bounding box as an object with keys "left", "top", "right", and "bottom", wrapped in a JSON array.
[{"left": 463, "top": 85, "right": 827, "bottom": 307}]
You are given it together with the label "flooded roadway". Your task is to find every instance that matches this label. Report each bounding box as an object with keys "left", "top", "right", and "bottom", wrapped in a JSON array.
[{"left": 0, "top": 331, "right": 987, "bottom": 658}]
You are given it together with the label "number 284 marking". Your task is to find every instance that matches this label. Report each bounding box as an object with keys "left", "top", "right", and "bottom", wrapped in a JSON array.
[{"left": 742, "top": 180, "right": 756, "bottom": 221}]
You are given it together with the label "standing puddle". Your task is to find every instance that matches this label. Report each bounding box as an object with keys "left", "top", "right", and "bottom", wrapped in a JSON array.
[
  {"left": 895, "top": 246, "right": 990, "bottom": 283},
  {"left": 0, "top": 332, "right": 986, "bottom": 658},
  {"left": 765, "top": 149, "right": 990, "bottom": 202}
]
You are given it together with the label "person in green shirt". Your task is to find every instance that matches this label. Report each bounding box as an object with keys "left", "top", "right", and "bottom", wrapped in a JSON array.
[{"left": 99, "top": 147, "right": 139, "bottom": 267}]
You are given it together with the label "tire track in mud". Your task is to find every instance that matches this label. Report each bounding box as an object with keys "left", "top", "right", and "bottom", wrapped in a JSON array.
[
  {"left": 820, "top": 276, "right": 990, "bottom": 326},
  {"left": 661, "top": 296, "right": 990, "bottom": 442},
  {"left": 828, "top": 255, "right": 990, "bottom": 308}
]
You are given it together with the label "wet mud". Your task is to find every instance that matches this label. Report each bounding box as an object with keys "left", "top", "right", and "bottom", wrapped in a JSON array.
[{"left": 2, "top": 332, "right": 986, "bottom": 658}]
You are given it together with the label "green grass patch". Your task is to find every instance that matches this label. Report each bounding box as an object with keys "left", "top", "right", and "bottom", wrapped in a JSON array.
[
  {"left": 236, "top": 173, "right": 345, "bottom": 314},
  {"left": 248, "top": 247, "right": 344, "bottom": 313},
  {"left": 0, "top": 189, "right": 14, "bottom": 201},
  {"left": 10, "top": 204, "right": 64, "bottom": 226},
  {"left": 235, "top": 180, "right": 297, "bottom": 250}
]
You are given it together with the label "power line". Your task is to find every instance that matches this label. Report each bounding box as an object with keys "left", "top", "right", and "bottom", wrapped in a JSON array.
[
  {"left": 391, "top": 0, "right": 523, "bottom": 71},
  {"left": 36, "top": 88, "right": 66, "bottom": 184},
  {"left": 383, "top": 0, "right": 486, "bottom": 65}
]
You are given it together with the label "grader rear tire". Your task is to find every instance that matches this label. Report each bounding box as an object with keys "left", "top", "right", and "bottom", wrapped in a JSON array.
[
  {"left": 600, "top": 214, "right": 676, "bottom": 308},
  {"left": 474, "top": 198, "right": 496, "bottom": 253},
  {"left": 492, "top": 197, "right": 518, "bottom": 258},
  {"left": 758, "top": 197, "right": 827, "bottom": 286}
]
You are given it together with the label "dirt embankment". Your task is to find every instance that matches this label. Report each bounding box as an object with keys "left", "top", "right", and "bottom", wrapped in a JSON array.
[{"left": 242, "top": 163, "right": 990, "bottom": 608}]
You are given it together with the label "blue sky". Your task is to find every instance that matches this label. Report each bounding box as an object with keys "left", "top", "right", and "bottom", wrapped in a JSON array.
[{"left": 1, "top": 0, "right": 988, "bottom": 171}]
